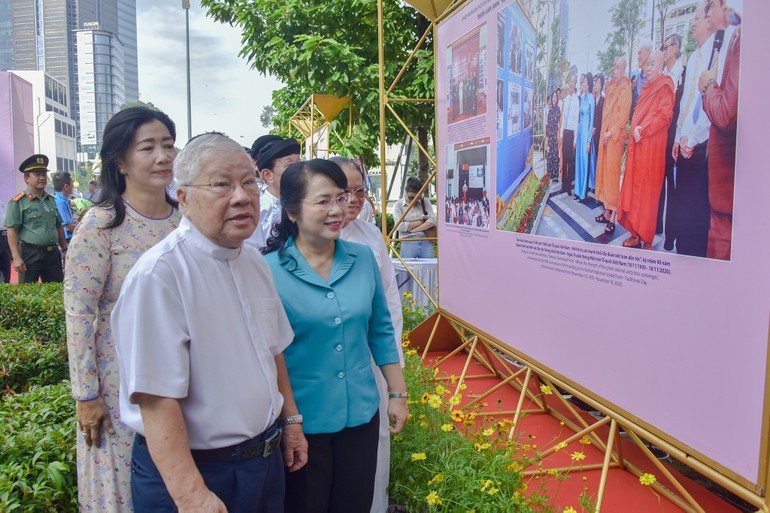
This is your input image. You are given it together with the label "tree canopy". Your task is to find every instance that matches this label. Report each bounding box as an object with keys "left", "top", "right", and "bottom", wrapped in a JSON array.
[{"left": 200, "top": 0, "right": 434, "bottom": 165}]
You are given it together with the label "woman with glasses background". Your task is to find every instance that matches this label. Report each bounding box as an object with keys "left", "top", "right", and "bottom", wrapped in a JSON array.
[
  {"left": 63, "top": 107, "right": 181, "bottom": 512},
  {"left": 393, "top": 176, "right": 436, "bottom": 259},
  {"left": 262, "top": 159, "right": 408, "bottom": 513},
  {"left": 332, "top": 156, "right": 404, "bottom": 513}
]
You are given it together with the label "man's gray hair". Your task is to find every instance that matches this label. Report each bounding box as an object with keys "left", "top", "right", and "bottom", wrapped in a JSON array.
[
  {"left": 174, "top": 132, "right": 249, "bottom": 185},
  {"left": 638, "top": 39, "right": 653, "bottom": 53}
]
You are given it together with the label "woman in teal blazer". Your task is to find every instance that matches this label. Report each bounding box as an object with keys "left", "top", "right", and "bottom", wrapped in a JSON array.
[{"left": 262, "top": 159, "right": 408, "bottom": 513}]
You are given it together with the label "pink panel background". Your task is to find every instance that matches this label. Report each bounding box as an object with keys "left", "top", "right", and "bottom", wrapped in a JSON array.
[{"left": 436, "top": 1, "right": 768, "bottom": 483}]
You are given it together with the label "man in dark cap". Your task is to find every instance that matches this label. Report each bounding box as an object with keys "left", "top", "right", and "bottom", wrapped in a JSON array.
[
  {"left": 245, "top": 136, "right": 301, "bottom": 249},
  {"left": 5, "top": 154, "right": 68, "bottom": 283}
]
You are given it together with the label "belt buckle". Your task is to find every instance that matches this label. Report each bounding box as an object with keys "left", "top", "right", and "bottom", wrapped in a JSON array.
[
  {"left": 46, "top": 246, "right": 55, "bottom": 252},
  {"left": 262, "top": 428, "right": 282, "bottom": 457}
]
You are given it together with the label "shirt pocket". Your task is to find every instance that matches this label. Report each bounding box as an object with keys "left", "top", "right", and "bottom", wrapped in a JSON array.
[{"left": 253, "top": 298, "right": 284, "bottom": 353}]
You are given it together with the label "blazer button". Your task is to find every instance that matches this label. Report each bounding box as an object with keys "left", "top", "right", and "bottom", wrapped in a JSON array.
[
  {"left": 337, "top": 372, "right": 345, "bottom": 379},
  {"left": 335, "top": 344, "right": 343, "bottom": 352},
  {"left": 333, "top": 317, "right": 342, "bottom": 325},
  {"left": 326, "top": 291, "right": 335, "bottom": 299}
]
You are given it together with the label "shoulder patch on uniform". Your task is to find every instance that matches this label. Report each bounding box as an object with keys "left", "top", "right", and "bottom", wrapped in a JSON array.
[{"left": 11, "top": 192, "right": 24, "bottom": 201}]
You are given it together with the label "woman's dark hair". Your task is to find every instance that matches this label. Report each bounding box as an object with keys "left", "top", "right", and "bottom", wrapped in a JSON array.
[
  {"left": 97, "top": 106, "right": 178, "bottom": 229},
  {"left": 584, "top": 72, "right": 594, "bottom": 95},
  {"left": 594, "top": 73, "right": 605, "bottom": 92},
  {"left": 550, "top": 90, "right": 559, "bottom": 105},
  {"left": 405, "top": 176, "right": 425, "bottom": 195},
  {"left": 262, "top": 159, "right": 348, "bottom": 255}
]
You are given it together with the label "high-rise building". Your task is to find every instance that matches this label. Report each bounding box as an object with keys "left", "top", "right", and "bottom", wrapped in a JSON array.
[
  {"left": 0, "top": 0, "right": 139, "bottom": 158},
  {"left": 10, "top": 70, "right": 78, "bottom": 174},
  {"left": 76, "top": 28, "right": 124, "bottom": 155}
]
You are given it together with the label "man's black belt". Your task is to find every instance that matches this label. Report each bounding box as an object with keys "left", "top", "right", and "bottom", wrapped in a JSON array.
[
  {"left": 136, "top": 424, "right": 282, "bottom": 464},
  {"left": 21, "top": 241, "right": 58, "bottom": 252}
]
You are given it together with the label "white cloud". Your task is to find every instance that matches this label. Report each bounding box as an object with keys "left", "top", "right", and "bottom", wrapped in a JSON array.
[{"left": 136, "top": 0, "right": 283, "bottom": 147}]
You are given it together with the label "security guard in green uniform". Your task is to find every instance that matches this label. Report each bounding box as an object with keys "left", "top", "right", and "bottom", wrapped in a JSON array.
[{"left": 4, "top": 154, "right": 68, "bottom": 283}]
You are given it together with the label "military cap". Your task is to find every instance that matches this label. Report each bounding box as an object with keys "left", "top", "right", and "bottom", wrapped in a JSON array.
[{"left": 19, "top": 154, "right": 50, "bottom": 173}]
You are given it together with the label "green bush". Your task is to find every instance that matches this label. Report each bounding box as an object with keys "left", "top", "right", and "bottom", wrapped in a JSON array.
[
  {"left": 0, "top": 283, "right": 66, "bottom": 344},
  {"left": 0, "top": 327, "right": 69, "bottom": 395},
  {"left": 374, "top": 212, "right": 395, "bottom": 237},
  {"left": 0, "top": 381, "right": 77, "bottom": 512}
]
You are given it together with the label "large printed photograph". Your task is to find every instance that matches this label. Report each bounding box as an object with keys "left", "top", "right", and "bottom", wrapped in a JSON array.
[
  {"left": 447, "top": 25, "right": 488, "bottom": 125},
  {"left": 495, "top": 0, "right": 741, "bottom": 262}
]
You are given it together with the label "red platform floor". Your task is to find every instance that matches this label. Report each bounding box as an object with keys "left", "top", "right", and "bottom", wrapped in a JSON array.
[{"left": 422, "top": 351, "right": 748, "bottom": 513}]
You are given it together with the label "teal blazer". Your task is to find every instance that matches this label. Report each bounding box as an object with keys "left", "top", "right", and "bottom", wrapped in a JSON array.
[{"left": 264, "top": 238, "right": 399, "bottom": 434}]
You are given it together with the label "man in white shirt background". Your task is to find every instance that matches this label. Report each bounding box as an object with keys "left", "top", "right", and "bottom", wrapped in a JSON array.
[{"left": 245, "top": 136, "right": 301, "bottom": 250}]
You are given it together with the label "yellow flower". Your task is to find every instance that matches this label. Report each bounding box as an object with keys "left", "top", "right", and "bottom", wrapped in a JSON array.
[
  {"left": 449, "top": 374, "right": 458, "bottom": 384},
  {"left": 563, "top": 507, "right": 577, "bottom": 513},
  {"left": 419, "top": 415, "right": 429, "bottom": 428},
  {"left": 474, "top": 442, "right": 491, "bottom": 451},
  {"left": 570, "top": 451, "right": 586, "bottom": 461},
  {"left": 402, "top": 340, "right": 410, "bottom": 348},
  {"left": 441, "top": 423, "right": 454, "bottom": 432},
  {"left": 487, "top": 487, "right": 499, "bottom": 495},
  {"left": 425, "top": 490, "right": 442, "bottom": 506},
  {"left": 427, "top": 473, "right": 445, "bottom": 486},
  {"left": 393, "top": 434, "right": 402, "bottom": 442},
  {"left": 451, "top": 410, "right": 464, "bottom": 422},
  {"left": 639, "top": 473, "right": 657, "bottom": 486},
  {"left": 547, "top": 469, "right": 559, "bottom": 476},
  {"left": 458, "top": 383, "right": 467, "bottom": 390},
  {"left": 448, "top": 394, "right": 462, "bottom": 405},
  {"left": 411, "top": 452, "right": 427, "bottom": 461},
  {"left": 421, "top": 392, "right": 430, "bottom": 403},
  {"left": 403, "top": 291, "right": 413, "bottom": 299},
  {"left": 480, "top": 479, "right": 493, "bottom": 491},
  {"left": 427, "top": 394, "right": 442, "bottom": 409},
  {"left": 409, "top": 299, "right": 416, "bottom": 306},
  {"left": 435, "top": 384, "right": 447, "bottom": 395},
  {"left": 579, "top": 436, "right": 592, "bottom": 445},
  {"left": 406, "top": 349, "right": 417, "bottom": 356},
  {"left": 482, "top": 427, "right": 495, "bottom": 437},
  {"left": 554, "top": 441, "right": 568, "bottom": 451},
  {"left": 507, "top": 462, "right": 522, "bottom": 472},
  {"left": 540, "top": 385, "right": 553, "bottom": 395}
]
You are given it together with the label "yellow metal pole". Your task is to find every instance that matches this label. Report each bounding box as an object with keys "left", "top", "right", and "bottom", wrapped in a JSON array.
[{"left": 378, "top": 0, "right": 388, "bottom": 239}]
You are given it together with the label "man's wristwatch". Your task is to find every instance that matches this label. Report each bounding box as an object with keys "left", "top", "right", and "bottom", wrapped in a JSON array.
[{"left": 279, "top": 414, "right": 303, "bottom": 427}]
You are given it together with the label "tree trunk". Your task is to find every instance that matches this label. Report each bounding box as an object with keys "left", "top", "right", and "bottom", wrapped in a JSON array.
[{"left": 417, "top": 125, "right": 430, "bottom": 183}]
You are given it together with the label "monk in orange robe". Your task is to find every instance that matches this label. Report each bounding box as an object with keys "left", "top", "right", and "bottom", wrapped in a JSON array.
[
  {"left": 595, "top": 56, "right": 632, "bottom": 233},
  {"left": 618, "top": 50, "right": 675, "bottom": 249}
]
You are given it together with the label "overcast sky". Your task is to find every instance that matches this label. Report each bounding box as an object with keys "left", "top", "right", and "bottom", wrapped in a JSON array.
[{"left": 135, "top": 0, "right": 283, "bottom": 147}]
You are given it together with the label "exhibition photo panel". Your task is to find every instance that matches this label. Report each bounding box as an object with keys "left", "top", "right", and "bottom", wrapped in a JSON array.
[{"left": 436, "top": 0, "right": 767, "bottom": 486}]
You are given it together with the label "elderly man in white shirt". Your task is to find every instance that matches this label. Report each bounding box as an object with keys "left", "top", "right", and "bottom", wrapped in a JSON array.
[
  {"left": 113, "top": 133, "right": 307, "bottom": 513},
  {"left": 558, "top": 74, "right": 579, "bottom": 196},
  {"left": 332, "top": 156, "right": 404, "bottom": 513},
  {"left": 244, "top": 136, "right": 301, "bottom": 250},
  {"left": 672, "top": 2, "right": 724, "bottom": 257}
]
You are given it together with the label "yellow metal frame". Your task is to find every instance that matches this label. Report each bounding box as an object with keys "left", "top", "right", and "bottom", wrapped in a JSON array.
[
  {"left": 380, "top": 0, "right": 770, "bottom": 510},
  {"left": 414, "top": 310, "right": 769, "bottom": 512},
  {"left": 288, "top": 94, "right": 352, "bottom": 157}
]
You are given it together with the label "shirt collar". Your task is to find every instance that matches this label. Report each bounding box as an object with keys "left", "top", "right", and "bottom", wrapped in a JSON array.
[
  {"left": 178, "top": 215, "right": 243, "bottom": 261},
  {"left": 278, "top": 237, "right": 356, "bottom": 287}
]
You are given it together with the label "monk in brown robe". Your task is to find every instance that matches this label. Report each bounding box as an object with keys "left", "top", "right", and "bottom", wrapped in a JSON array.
[
  {"left": 700, "top": 2, "right": 740, "bottom": 260},
  {"left": 595, "top": 56, "right": 632, "bottom": 234},
  {"left": 617, "top": 50, "right": 675, "bottom": 249}
]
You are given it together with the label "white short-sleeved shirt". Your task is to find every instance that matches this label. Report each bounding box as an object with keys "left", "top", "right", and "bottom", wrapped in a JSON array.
[
  {"left": 244, "top": 189, "right": 281, "bottom": 250},
  {"left": 341, "top": 220, "right": 404, "bottom": 366},
  {"left": 113, "top": 216, "right": 293, "bottom": 449}
]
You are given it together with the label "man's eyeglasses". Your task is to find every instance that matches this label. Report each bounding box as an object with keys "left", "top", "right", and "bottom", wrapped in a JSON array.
[
  {"left": 305, "top": 193, "right": 351, "bottom": 211},
  {"left": 183, "top": 175, "right": 260, "bottom": 196},
  {"left": 346, "top": 186, "right": 368, "bottom": 199}
]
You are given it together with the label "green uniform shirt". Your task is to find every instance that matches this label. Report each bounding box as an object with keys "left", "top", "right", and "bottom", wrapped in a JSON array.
[{"left": 5, "top": 190, "right": 62, "bottom": 246}]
